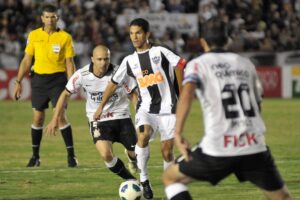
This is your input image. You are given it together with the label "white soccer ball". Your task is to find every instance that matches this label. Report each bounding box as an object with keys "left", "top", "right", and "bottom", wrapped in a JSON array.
[{"left": 119, "top": 179, "right": 142, "bottom": 200}]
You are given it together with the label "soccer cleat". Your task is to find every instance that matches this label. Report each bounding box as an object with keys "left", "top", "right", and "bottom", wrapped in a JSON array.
[
  {"left": 68, "top": 156, "right": 78, "bottom": 167},
  {"left": 27, "top": 156, "right": 40, "bottom": 167},
  {"left": 141, "top": 180, "right": 153, "bottom": 199},
  {"left": 124, "top": 149, "right": 139, "bottom": 174},
  {"left": 127, "top": 161, "right": 139, "bottom": 174}
]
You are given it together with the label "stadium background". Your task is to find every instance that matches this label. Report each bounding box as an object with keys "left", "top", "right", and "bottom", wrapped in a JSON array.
[
  {"left": 1, "top": 0, "right": 300, "bottom": 100},
  {"left": 0, "top": 1, "right": 299, "bottom": 199}
]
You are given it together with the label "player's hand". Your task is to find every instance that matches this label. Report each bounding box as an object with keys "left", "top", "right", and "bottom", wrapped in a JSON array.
[
  {"left": 175, "top": 134, "right": 192, "bottom": 162},
  {"left": 93, "top": 106, "right": 103, "bottom": 121},
  {"left": 45, "top": 119, "right": 58, "bottom": 136},
  {"left": 13, "top": 81, "right": 22, "bottom": 100}
]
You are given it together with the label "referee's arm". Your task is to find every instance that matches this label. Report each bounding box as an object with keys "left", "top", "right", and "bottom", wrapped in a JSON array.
[
  {"left": 65, "top": 57, "right": 76, "bottom": 79},
  {"left": 13, "top": 53, "right": 33, "bottom": 100}
]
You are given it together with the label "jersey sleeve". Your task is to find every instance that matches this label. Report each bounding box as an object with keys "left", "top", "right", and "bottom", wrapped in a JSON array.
[
  {"left": 249, "top": 59, "right": 263, "bottom": 102},
  {"left": 160, "top": 47, "right": 186, "bottom": 69},
  {"left": 182, "top": 59, "right": 203, "bottom": 89},
  {"left": 65, "top": 34, "right": 76, "bottom": 58},
  {"left": 65, "top": 70, "right": 82, "bottom": 94},
  {"left": 122, "top": 76, "right": 137, "bottom": 94},
  {"left": 111, "top": 57, "right": 128, "bottom": 85},
  {"left": 24, "top": 31, "right": 34, "bottom": 55}
]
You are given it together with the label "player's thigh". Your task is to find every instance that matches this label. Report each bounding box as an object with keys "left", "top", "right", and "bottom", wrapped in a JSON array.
[
  {"left": 50, "top": 82, "right": 66, "bottom": 108},
  {"left": 89, "top": 121, "right": 115, "bottom": 143},
  {"left": 157, "top": 114, "right": 176, "bottom": 141},
  {"left": 263, "top": 185, "right": 292, "bottom": 200},
  {"left": 177, "top": 147, "right": 233, "bottom": 185},
  {"left": 163, "top": 163, "right": 194, "bottom": 185},
  {"left": 31, "top": 74, "right": 51, "bottom": 111},
  {"left": 95, "top": 140, "right": 113, "bottom": 159},
  {"left": 237, "top": 149, "right": 285, "bottom": 191},
  {"left": 135, "top": 110, "right": 156, "bottom": 141},
  {"left": 31, "top": 86, "right": 50, "bottom": 111},
  {"left": 118, "top": 118, "right": 137, "bottom": 151}
]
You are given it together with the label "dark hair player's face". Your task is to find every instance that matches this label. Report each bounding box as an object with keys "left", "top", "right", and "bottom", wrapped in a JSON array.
[{"left": 129, "top": 25, "right": 149, "bottom": 50}]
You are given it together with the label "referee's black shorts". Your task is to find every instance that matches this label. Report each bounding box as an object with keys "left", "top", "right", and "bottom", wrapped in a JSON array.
[
  {"left": 89, "top": 118, "right": 137, "bottom": 151},
  {"left": 177, "top": 147, "right": 284, "bottom": 191},
  {"left": 31, "top": 72, "right": 67, "bottom": 111}
]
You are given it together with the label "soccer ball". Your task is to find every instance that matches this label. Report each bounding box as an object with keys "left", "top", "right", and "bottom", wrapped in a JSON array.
[{"left": 119, "top": 179, "right": 142, "bottom": 200}]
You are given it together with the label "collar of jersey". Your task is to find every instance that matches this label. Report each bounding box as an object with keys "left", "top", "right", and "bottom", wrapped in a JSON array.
[
  {"left": 89, "top": 63, "right": 114, "bottom": 78},
  {"left": 135, "top": 48, "right": 150, "bottom": 54},
  {"left": 208, "top": 48, "right": 228, "bottom": 53}
]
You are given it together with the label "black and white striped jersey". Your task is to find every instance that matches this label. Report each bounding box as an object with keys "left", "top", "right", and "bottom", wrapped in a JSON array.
[
  {"left": 66, "top": 63, "right": 137, "bottom": 122},
  {"left": 112, "top": 45, "right": 186, "bottom": 114}
]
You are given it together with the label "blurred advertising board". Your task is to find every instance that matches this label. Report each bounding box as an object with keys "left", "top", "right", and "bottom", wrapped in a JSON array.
[
  {"left": 256, "top": 67, "right": 282, "bottom": 97},
  {"left": 291, "top": 66, "right": 300, "bottom": 97},
  {"left": 0, "top": 69, "right": 84, "bottom": 100}
]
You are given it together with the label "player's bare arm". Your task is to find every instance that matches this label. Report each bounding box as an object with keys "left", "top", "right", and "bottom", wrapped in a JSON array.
[
  {"left": 65, "top": 57, "right": 76, "bottom": 79},
  {"left": 13, "top": 53, "right": 33, "bottom": 100},
  {"left": 46, "top": 89, "right": 71, "bottom": 136},
  {"left": 128, "top": 90, "right": 138, "bottom": 109},
  {"left": 175, "top": 82, "right": 196, "bottom": 161},
  {"left": 93, "top": 80, "right": 118, "bottom": 120}
]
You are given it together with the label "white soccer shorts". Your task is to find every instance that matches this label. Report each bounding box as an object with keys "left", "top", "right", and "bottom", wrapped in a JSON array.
[{"left": 135, "top": 110, "right": 175, "bottom": 141}]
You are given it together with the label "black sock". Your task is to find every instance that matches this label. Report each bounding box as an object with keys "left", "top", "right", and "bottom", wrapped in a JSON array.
[
  {"left": 31, "top": 127, "right": 43, "bottom": 158},
  {"left": 171, "top": 191, "right": 193, "bottom": 200},
  {"left": 60, "top": 125, "right": 75, "bottom": 157},
  {"left": 108, "top": 158, "right": 135, "bottom": 180}
]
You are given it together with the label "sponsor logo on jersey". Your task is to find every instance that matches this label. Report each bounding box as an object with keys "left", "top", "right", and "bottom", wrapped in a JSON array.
[
  {"left": 101, "top": 112, "right": 114, "bottom": 119},
  {"left": 137, "top": 71, "right": 164, "bottom": 88},
  {"left": 224, "top": 132, "right": 258, "bottom": 148}
]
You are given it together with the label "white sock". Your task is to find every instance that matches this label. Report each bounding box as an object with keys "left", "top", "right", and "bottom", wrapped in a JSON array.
[
  {"left": 104, "top": 156, "right": 118, "bottom": 168},
  {"left": 163, "top": 160, "right": 173, "bottom": 170},
  {"left": 135, "top": 145, "right": 150, "bottom": 182},
  {"left": 165, "top": 183, "right": 188, "bottom": 199}
]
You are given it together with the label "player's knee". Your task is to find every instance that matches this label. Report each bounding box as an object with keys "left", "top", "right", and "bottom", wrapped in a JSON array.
[
  {"left": 100, "top": 152, "right": 113, "bottom": 162},
  {"left": 32, "top": 116, "right": 44, "bottom": 127},
  {"left": 161, "top": 149, "right": 173, "bottom": 161},
  {"left": 57, "top": 115, "right": 68, "bottom": 125},
  {"left": 137, "top": 133, "right": 150, "bottom": 146}
]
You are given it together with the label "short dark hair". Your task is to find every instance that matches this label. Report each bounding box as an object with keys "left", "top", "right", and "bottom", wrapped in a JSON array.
[
  {"left": 129, "top": 18, "right": 150, "bottom": 32},
  {"left": 202, "top": 17, "right": 228, "bottom": 47},
  {"left": 42, "top": 4, "right": 57, "bottom": 13}
]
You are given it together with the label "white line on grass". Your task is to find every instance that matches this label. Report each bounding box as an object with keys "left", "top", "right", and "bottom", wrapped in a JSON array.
[
  {"left": 0, "top": 165, "right": 162, "bottom": 174},
  {"left": 0, "top": 159, "right": 298, "bottom": 174}
]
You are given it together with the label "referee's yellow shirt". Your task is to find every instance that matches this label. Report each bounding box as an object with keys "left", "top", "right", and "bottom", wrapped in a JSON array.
[{"left": 25, "top": 28, "right": 75, "bottom": 74}]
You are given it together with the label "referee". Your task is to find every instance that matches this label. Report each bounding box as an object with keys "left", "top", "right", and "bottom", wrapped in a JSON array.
[{"left": 13, "top": 4, "right": 78, "bottom": 167}]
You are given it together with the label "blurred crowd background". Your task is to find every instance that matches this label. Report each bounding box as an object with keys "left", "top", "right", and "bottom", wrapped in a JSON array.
[{"left": 1, "top": 0, "right": 300, "bottom": 68}]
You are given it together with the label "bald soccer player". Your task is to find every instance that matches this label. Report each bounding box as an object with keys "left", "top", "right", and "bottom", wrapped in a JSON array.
[{"left": 46, "top": 45, "right": 139, "bottom": 179}]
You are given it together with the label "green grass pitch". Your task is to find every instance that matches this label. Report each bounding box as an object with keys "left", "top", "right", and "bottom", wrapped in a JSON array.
[{"left": 0, "top": 99, "right": 299, "bottom": 199}]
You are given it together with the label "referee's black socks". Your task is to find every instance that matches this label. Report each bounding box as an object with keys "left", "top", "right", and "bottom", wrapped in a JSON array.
[{"left": 31, "top": 125, "right": 43, "bottom": 158}]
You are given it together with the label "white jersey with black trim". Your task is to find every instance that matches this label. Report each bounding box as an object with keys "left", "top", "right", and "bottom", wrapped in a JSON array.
[
  {"left": 112, "top": 45, "right": 183, "bottom": 114},
  {"left": 66, "top": 63, "right": 137, "bottom": 122},
  {"left": 183, "top": 51, "right": 267, "bottom": 156}
]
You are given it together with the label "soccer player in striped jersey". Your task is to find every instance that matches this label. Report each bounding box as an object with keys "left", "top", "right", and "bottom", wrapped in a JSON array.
[
  {"left": 94, "top": 18, "right": 186, "bottom": 199},
  {"left": 46, "top": 45, "right": 138, "bottom": 180},
  {"left": 163, "top": 18, "right": 292, "bottom": 200}
]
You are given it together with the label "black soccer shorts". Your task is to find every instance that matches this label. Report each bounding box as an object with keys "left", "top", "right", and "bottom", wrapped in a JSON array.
[
  {"left": 31, "top": 72, "right": 67, "bottom": 111},
  {"left": 89, "top": 118, "right": 137, "bottom": 151},
  {"left": 177, "top": 147, "right": 284, "bottom": 191}
]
